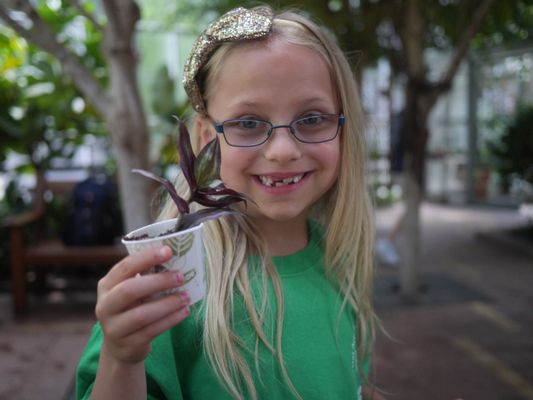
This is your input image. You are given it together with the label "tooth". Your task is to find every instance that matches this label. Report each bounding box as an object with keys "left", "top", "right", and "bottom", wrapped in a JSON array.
[
  {"left": 282, "top": 177, "right": 293, "bottom": 184},
  {"left": 293, "top": 175, "right": 301, "bottom": 183},
  {"left": 260, "top": 176, "right": 273, "bottom": 186}
]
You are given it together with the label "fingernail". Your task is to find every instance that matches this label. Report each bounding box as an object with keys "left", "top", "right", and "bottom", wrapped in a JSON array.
[
  {"left": 179, "top": 292, "right": 189, "bottom": 302},
  {"left": 175, "top": 272, "right": 184, "bottom": 283},
  {"left": 158, "top": 246, "right": 171, "bottom": 258}
]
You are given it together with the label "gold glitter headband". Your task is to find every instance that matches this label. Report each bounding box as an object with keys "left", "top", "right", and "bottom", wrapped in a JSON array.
[{"left": 182, "top": 6, "right": 274, "bottom": 115}]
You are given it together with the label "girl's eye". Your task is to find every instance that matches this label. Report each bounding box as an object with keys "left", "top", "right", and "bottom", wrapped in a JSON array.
[
  {"left": 299, "top": 114, "right": 324, "bottom": 125},
  {"left": 238, "top": 119, "right": 260, "bottom": 129}
]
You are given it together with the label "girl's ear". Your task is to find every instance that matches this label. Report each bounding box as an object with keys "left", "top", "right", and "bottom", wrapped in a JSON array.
[{"left": 195, "top": 115, "right": 216, "bottom": 148}]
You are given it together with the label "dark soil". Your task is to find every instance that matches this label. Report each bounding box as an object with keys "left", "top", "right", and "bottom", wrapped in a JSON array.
[{"left": 122, "top": 228, "right": 176, "bottom": 242}]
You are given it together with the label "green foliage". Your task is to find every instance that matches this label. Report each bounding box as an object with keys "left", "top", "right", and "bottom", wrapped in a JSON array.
[
  {"left": 155, "top": 0, "right": 533, "bottom": 71},
  {"left": 139, "top": 0, "right": 219, "bottom": 33},
  {"left": 0, "top": 12, "right": 111, "bottom": 261},
  {"left": 489, "top": 105, "right": 533, "bottom": 185},
  {"left": 0, "top": 179, "right": 28, "bottom": 219},
  {"left": 370, "top": 181, "right": 402, "bottom": 208},
  {"left": 0, "top": 22, "right": 107, "bottom": 173},
  {"left": 35, "top": 0, "right": 107, "bottom": 75},
  {"left": 472, "top": 1, "right": 533, "bottom": 49}
]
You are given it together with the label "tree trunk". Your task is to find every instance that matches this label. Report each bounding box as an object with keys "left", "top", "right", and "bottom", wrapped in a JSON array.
[
  {"left": 398, "top": 78, "right": 431, "bottom": 299},
  {"left": 394, "top": 0, "right": 495, "bottom": 299},
  {"left": 102, "top": 10, "right": 153, "bottom": 232},
  {"left": 106, "top": 114, "right": 152, "bottom": 232},
  {"left": 396, "top": 0, "right": 427, "bottom": 300},
  {"left": 398, "top": 167, "right": 421, "bottom": 299}
]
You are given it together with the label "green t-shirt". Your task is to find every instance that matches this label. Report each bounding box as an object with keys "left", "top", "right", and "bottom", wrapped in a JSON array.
[{"left": 76, "top": 222, "right": 368, "bottom": 399}]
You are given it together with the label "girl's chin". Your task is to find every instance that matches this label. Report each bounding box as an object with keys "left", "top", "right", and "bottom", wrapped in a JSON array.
[{"left": 246, "top": 205, "right": 310, "bottom": 225}]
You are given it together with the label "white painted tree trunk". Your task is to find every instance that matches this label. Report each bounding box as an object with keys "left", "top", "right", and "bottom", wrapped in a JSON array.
[
  {"left": 397, "top": 169, "right": 422, "bottom": 300},
  {"left": 105, "top": 103, "right": 152, "bottom": 231},
  {"left": 103, "top": 35, "right": 153, "bottom": 232},
  {"left": 393, "top": 0, "right": 495, "bottom": 300}
]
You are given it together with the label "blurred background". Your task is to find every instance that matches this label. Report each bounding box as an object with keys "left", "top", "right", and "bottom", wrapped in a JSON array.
[{"left": 0, "top": 1, "right": 532, "bottom": 399}]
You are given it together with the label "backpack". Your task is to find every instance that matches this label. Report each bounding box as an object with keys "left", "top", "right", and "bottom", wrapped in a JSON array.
[{"left": 62, "top": 174, "right": 123, "bottom": 246}]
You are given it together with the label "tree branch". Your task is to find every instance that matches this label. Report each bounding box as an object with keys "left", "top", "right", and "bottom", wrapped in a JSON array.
[
  {"left": 100, "top": 0, "right": 140, "bottom": 54},
  {"left": 403, "top": 0, "right": 425, "bottom": 79},
  {"left": 65, "top": 0, "right": 104, "bottom": 32},
  {"left": 439, "top": 0, "right": 496, "bottom": 85},
  {"left": 0, "top": 1, "right": 111, "bottom": 116}
]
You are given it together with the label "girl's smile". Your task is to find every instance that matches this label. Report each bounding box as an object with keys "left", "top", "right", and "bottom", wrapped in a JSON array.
[
  {"left": 255, "top": 171, "right": 307, "bottom": 188},
  {"left": 196, "top": 38, "right": 341, "bottom": 247}
]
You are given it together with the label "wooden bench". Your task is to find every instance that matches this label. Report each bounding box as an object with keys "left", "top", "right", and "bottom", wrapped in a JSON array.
[{"left": 4, "top": 172, "right": 127, "bottom": 315}]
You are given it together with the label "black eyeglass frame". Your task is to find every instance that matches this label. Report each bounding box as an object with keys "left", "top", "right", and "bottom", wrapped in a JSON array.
[{"left": 212, "top": 113, "right": 345, "bottom": 147}]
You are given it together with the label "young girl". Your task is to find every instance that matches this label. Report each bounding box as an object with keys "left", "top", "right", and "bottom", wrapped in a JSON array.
[{"left": 77, "top": 6, "right": 378, "bottom": 400}]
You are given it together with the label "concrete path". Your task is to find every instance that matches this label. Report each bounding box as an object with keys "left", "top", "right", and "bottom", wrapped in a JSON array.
[
  {"left": 0, "top": 295, "right": 95, "bottom": 400},
  {"left": 374, "top": 203, "right": 533, "bottom": 400}
]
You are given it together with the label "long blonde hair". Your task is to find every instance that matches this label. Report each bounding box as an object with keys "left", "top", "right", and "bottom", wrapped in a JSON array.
[{"left": 158, "top": 7, "right": 376, "bottom": 399}]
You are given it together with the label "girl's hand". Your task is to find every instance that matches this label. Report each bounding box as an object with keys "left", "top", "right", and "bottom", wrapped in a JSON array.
[{"left": 95, "top": 245, "right": 190, "bottom": 364}]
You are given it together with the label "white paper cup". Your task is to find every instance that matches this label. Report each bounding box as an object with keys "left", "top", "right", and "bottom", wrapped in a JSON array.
[{"left": 122, "top": 220, "right": 205, "bottom": 304}]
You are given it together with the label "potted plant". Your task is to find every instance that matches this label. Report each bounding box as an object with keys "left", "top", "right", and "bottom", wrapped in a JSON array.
[{"left": 121, "top": 120, "right": 246, "bottom": 304}]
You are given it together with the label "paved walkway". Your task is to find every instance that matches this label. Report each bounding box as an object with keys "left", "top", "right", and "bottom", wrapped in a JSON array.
[
  {"left": 0, "top": 202, "right": 531, "bottom": 399},
  {"left": 0, "top": 295, "right": 95, "bottom": 400},
  {"left": 373, "top": 203, "right": 533, "bottom": 400}
]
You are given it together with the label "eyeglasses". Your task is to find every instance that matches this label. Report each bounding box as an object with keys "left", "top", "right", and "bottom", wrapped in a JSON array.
[{"left": 213, "top": 113, "right": 345, "bottom": 147}]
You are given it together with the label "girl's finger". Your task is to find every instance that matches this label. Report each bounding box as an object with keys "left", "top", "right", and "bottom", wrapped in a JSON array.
[
  {"left": 99, "top": 246, "right": 173, "bottom": 292},
  {"left": 124, "top": 304, "right": 191, "bottom": 346},
  {"left": 105, "top": 291, "right": 190, "bottom": 338},
  {"left": 99, "top": 269, "right": 185, "bottom": 316}
]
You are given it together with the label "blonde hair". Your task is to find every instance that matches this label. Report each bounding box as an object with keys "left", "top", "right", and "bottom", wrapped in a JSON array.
[{"left": 159, "top": 7, "right": 376, "bottom": 399}]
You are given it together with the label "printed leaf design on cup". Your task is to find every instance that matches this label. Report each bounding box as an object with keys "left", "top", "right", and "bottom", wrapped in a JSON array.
[
  {"left": 182, "top": 269, "right": 197, "bottom": 284},
  {"left": 164, "top": 232, "right": 194, "bottom": 257}
]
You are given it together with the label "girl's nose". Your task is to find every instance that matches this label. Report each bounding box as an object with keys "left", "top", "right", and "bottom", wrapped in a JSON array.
[{"left": 263, "top": 127, "right": 302, "bottom": 163}]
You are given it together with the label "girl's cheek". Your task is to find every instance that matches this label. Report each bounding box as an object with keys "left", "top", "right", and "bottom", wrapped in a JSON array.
[{"left": 219, "top": 148, "right": 249, "bottom": 186}]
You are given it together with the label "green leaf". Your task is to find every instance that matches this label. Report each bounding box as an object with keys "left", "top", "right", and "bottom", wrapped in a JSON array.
[
  {"left": 177, "top": 120, "right": 197, "bottom": 191},
  {"left": 194, "top": 138, "right": 221, "bottom": 188}
]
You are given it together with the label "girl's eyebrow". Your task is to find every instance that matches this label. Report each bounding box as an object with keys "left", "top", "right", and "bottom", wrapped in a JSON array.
[
  {"left": 300, "top": 97, "right": 335, "bottom": 106},
  {"left": 230, "top": 96, "right": 334, "bottom": 110},
  {"left": 232, "top": 100, "right": 262, "bottom": 108}
]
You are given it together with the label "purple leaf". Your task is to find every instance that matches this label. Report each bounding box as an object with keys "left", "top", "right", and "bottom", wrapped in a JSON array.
[
  {"left": 132, "top": 169, "right": 190, "bottom": 214},
  {"left": 192, "top": 192, "right": 246, "bottom": 208},
  {"left": 201, "top": 186, "right": 252, "bottom": 205},
  {"left": 203, "top": 187, "right": 246, "bottom": 198},
  {"left": 176, "top": 208, "right": 241, "bottom": 230},
  {"left": 177, "top": 121, "right": 197, "bottom": 191}
]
